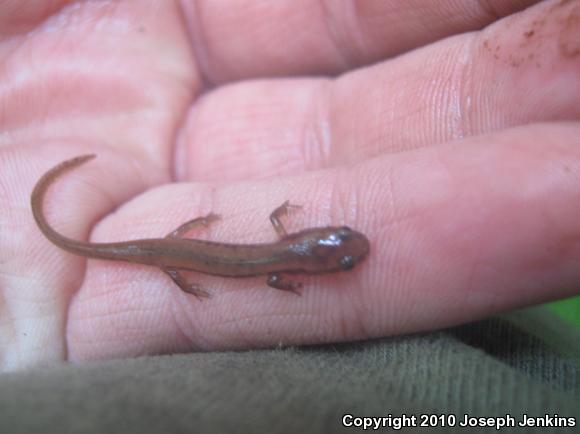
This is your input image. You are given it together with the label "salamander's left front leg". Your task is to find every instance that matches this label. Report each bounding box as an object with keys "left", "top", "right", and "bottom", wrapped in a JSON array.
[
  {"left": 269, "top": 200, "right": 302, "bottom": 239},
  {"left": 267, "top": 273, "right": 303, "bottom": 295}
]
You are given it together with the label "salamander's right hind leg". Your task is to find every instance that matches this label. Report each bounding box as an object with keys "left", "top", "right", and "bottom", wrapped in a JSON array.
[
  {"left": 162, "top": 267, "right": 211, "bottom": 298},
  {"left": 163, "top": 212, "right": 220, "bottom": 298}
]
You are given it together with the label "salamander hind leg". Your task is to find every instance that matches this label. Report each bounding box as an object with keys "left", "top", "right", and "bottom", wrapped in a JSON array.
[
  {"left": 267, "top": 273, "right": 303, "bottom": 295},
  {"left": 269, "top": 200, "right": 302, "bottom": 239},
  {"left": 166, "top": 213, "right": 221, "bottom": 239},
  {"left": 163, "top": 267, "right": 211, "bottom": 298}
]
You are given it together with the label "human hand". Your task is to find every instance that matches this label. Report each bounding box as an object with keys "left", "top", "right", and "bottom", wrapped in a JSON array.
[{"left": 1, "top": 0, "right": 579, "bottom": 370}]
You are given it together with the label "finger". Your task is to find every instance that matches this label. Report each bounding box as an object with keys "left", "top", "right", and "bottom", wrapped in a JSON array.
[
  {"left": 181, "top": 0, "right": 541, "bottom": 82},
  {"left": 65, "top": 123, "right": 580, "bottom": 361},
  {"left": 0, "top": 0, "right": 68, "bottom": 37},
  {"left": 178, "top": 0, "right": 580, "bottom": 182},
  {"left": 0, "top": 1, "right": 197, "bottom": 165}
]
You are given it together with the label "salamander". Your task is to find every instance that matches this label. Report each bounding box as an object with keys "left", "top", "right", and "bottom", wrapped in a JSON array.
[{"left": 31, "top": 155, "right": 370, "bottom": 297}]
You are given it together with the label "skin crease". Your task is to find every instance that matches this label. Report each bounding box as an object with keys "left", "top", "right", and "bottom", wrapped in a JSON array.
[{"left": 0, "top": 0, "right": 579, "bottom": 370}]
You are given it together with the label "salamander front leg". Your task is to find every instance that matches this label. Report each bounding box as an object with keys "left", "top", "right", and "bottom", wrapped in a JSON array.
[
  {"left": 267, "top": 273, "right": 303, "bottom": 295},
  {"left": 269, "top": 200, "right": 302, "bottom": 239},
  {"left": 162, "top": 267, "right": 211, "bottom": 298},
  {"left": 268, "top": 201, "right": 303, "bottom": 292}
]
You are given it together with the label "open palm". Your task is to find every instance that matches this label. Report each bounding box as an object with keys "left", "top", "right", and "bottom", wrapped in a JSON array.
[{"left": 1, "top": 0, "right": 579, "bottom": 370}]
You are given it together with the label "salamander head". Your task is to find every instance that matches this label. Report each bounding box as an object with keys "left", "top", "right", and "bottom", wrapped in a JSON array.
[{"left": 288, "top": 226, "right": 370, "bottom": 273}]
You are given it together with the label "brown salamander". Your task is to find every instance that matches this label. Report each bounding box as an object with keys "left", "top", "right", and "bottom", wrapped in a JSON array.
[{"left": 31, "top": 155, "right": 370, "bottom": 297}]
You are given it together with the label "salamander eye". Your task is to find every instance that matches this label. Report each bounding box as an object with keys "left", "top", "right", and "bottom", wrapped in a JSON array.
[
  {"left": 337, "top": 226, "right": 352, "bottom": 241},
  {"left": 340, "top": 255, "right": 355, "bottom": 270}
]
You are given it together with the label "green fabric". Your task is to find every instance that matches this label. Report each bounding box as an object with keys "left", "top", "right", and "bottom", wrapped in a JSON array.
[
  {"left": 548, "top": 295, "right": 580, "bottom": 327},
  {"left": 1, "top": 306, "right": 578, "bottom": 434}
]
